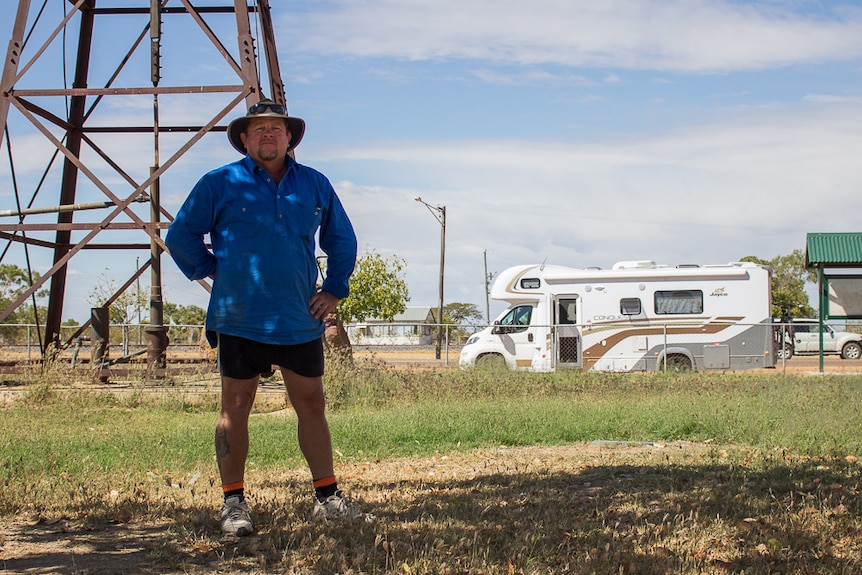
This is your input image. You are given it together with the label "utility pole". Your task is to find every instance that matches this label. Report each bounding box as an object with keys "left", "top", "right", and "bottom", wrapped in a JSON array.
[
  {"left": 484, "top": 250, "right": 495, "bottom": 324},
  {"left": 415, "top": 197, "right": 446, "bottom": 359}
]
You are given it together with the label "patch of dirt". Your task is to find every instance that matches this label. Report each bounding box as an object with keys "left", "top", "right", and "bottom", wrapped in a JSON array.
[
  {"left": 0, "top": 442, "right": 699, "bottom": 574},
  {"left": 0, "top": 518, "right": 174, "bottom": 574},
  {"left": 10, "top": 441, "right": 858, "bottom": 575}
]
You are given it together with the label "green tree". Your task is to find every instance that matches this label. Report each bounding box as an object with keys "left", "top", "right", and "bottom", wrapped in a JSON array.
[
  {"left": 0, "top": 264, "right": 47, "bottom": 343},
  {"left": 86, "top": 271, "right": 149, "bottom": 325},
  {"left": 442, "top": 302, "right": 483, "bottom": 325},
  {"left": 164, "top": 302, "right": 208, "bottom": 344},
  {"left": 164, "top": 302, "right": 207, "bottom": 326},
  {"left": 740, "top": 249, "right": 816, "bottom": 318},
  {"left": 443, "top": 302, "right": 483, "bottom": 343},
  {"left": 337, "top": 250, "right": 409, "bottom": 323}
]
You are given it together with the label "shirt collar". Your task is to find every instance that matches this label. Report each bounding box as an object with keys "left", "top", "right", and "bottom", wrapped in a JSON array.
[{"left": 241, "top": 153, "right": 296, "bottom": 173}]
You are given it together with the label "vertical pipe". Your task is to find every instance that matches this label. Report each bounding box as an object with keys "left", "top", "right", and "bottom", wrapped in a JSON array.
[
  {"left": 45, "top": 0, "right": 97, "bottom": 351},
  {"left": 90, "top": 306, "right": 109, "bottom": 373},
  {"left": 146, "top": 163, "right": 167, "bottom": 372},
  {"left": 818, "top": 267, "right": 825, "bottom": 373},
  {"left": 146, "top": 3, "right": 167, "bottom": 374}
]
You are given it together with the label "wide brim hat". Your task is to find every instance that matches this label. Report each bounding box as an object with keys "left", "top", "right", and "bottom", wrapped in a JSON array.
[{"left": 227, "top": 99, "right": 306, "bottom": 154}]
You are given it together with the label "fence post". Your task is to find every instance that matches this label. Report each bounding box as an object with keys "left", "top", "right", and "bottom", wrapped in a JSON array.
[
  {"left": 91, "top": 307, "right": 110, "bottom": 382},
  {"left": 662, "top": 324, "right": 668, "bottom": 372}
]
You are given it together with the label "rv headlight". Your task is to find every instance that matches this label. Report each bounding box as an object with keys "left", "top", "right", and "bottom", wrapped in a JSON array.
[{"left": 465, "top": 335, "right": 479, "bottom": 346}]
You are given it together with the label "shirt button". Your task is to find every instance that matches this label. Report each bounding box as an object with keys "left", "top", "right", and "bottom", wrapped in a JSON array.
[{"left": 279, "top": 214, "right": 283, "bottom": 218}]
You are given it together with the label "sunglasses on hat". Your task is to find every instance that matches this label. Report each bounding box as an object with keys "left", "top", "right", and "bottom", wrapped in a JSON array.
[{"left": 248, "top": 101, "right": 287, "bottom": 116}]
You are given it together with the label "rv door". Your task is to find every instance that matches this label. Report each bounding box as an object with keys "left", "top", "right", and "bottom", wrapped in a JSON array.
[
  {"left": 555, "top": 296, "right": 581, "bottom": 368},
  {"left": 491, "top": 304, "right": 537, "bottom": 369}
]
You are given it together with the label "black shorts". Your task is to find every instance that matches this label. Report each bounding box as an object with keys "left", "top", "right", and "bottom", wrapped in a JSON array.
[{"left": 216, "top": 333, "right": 324, "bottom": 379}]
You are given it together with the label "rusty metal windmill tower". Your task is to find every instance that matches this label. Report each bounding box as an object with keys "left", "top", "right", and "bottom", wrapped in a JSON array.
[{"left": 1, "top": 0, "right": 288, "bottom": 371}]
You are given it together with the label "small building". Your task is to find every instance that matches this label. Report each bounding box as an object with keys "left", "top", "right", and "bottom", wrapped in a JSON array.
[
  {"left": 805, "top": 232, "right": 862, "bottom": 320},
  {"left": 804, "top": 232, "right": 862, "bottom": 372},
  {"left": 345, "top": 307, "right": 436, "bottom": 345}
]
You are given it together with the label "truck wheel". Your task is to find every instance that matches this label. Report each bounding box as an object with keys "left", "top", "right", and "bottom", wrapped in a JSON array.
[
  {"left": 841, "top": 342, "right": 862, "bottom": 360},
  {"left": 664, "top": 354, "right": 692, "bottom": 372},
  {"left": 777, "top": 343, "right": 794, "bottom": 360},
  {"left": 476, "top": 354, "right": 507, "bottom": 370}
]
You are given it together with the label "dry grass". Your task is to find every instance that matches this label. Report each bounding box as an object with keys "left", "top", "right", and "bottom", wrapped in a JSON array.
[
  {"left": 2, "top": 357, "right": 861, "bottom": 574},
  {"left": 2, "top": 442, "right": 860, "bottom": 574}
]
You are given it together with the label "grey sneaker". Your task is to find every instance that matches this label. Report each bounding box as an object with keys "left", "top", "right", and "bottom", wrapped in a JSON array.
[
  {"left": 219, "top": 495, "right": 254, "bottom": 536},
  {"left": 312, "top": 490, "right": 360, "bottom": 521}
]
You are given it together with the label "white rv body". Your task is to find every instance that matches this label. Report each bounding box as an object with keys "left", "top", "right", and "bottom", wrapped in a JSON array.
[{"left": 459, "top": 261, "right": 775, "bottom": 372}]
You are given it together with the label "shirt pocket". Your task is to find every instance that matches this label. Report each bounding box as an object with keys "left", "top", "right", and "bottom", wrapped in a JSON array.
[
  {"left": 218, "top": 194, "right": 273, "bottom": 238},
  {"left": 281, "top": 195, "right": 322, "bottom": 239}
]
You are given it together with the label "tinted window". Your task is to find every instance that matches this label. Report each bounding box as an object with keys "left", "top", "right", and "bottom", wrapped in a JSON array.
[
  {"left": 620, "top": 298, "right": 642, "bottom": 315},
  {"left": 655, "top": 290, "right": 703, "bottom": 315},
  {"left": 557, "top": 299, "right": 577, "bottom": 324}
]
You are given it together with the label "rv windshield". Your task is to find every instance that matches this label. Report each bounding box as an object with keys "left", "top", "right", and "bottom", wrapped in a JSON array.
[{"left": 493, "top": 305, "right": 533, "bottom": 334}]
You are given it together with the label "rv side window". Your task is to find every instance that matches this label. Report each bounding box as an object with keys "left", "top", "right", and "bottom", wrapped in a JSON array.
[
  {"left": 654, "top": 290, "right": 703, "bottom": 315},
  {"left": 620, "top": 298, "right": 641, "bottom": 315},
  {"left": 495, "top": 305, "right": 533, "bottom": 334},
  {"left": 520, "top": 278, "right": 541, "bottom": 289},
  {"left": 557, "top": 299, "right": 577, "bottom": 325}
]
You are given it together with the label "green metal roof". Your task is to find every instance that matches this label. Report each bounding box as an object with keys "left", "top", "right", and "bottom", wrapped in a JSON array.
[{"left": 805, "top": 232, "right": 862, "bottom": 267}]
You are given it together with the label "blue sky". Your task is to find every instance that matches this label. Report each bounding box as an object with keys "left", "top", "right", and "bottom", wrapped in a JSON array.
[{"left": 2, "top": 0, "right": 862, "bottom": 323}]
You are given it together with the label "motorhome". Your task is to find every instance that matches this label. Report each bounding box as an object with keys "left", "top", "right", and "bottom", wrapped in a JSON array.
[{"left": 459, "top": 260, "right": 775, "bottom": 372}]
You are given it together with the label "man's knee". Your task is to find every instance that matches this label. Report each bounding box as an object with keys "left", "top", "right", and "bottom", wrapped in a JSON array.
[
  {"left": 222, "top": 379, "right": 258, "bottom": 418},
  {"left": 283, "top": 373, "right": 327, "bottom": 417},
  {"left": 292, "top": 386, "right": 326, "bottom": 416}
]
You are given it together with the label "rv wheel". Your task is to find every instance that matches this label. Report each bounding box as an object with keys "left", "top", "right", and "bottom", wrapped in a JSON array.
[
  {"left": 664, "top": 354, "right": 692, "bottom": 372},
  {"left": 476, "top": 354, "right": 507, "bottom": 370}
]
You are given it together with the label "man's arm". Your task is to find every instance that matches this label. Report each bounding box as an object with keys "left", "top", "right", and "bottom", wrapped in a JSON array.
[
  {"left": 165, "top": 180, "right": 218, "bottom": 281},
  {"left": 318, "top": 188, "right": 358, "bottom": 299}
]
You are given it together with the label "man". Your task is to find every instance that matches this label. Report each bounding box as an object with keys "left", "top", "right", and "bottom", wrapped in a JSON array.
[{"left": 165, "top": 99, "right": 358, "bottom": 536}]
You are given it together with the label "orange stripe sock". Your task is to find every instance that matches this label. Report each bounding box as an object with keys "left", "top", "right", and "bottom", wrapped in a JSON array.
[
  {"left": 222, "top": 481, "right": 244, "bottom": 493},
  {"left": 312, "top": 476, "right": 337, "bottom": 489},
  {"left": 313, "top": 476, "right": 338, "bottom": 500}
]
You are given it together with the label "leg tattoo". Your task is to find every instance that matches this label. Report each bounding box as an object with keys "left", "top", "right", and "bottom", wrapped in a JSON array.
[{"left": 215, "top": 419, "right": 230, "bottom": 474}]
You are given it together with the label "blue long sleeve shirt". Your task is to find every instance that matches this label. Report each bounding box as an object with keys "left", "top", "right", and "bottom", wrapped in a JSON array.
[{"left": 165, "top": 155, "right": 357, "bottom": 347}]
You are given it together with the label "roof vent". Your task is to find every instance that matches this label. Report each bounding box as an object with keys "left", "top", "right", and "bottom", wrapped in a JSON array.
[{"left": 612, "top": 260, "right": 656, "bottom": 270}]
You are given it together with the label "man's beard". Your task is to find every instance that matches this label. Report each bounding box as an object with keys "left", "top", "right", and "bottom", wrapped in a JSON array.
[{"left": 257, "top": 146, "right": 280, "bottom": 161}]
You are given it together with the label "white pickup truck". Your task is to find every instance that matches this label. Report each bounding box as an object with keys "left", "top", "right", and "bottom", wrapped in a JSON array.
[{"left": 776, "top": 319, "right": 862, "bottom": 360}]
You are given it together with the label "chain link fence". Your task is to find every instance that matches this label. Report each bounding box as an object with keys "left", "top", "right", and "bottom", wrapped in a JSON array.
[
  {"left": 0, "top": 323, "right": 208, "bottom": 364},
  {"left": 1, "top": 321, "right": 860, "bottom": 374}
]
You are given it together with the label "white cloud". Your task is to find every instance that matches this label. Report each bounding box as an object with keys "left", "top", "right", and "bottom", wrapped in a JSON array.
[
  {"left": 283, "top": 0, "right": 862, "bottom": 72},
  {"left": 4, "top": 1, "right": 861, "bottom": 322},
  {"left": 318, "top": 99, "right": 862, "bottom": 308}
]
